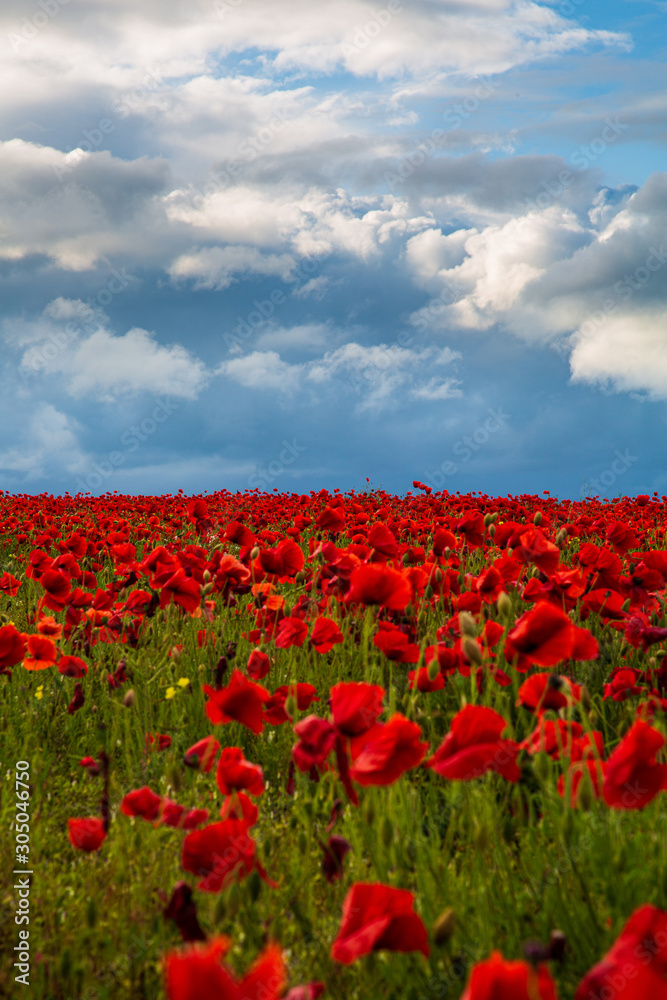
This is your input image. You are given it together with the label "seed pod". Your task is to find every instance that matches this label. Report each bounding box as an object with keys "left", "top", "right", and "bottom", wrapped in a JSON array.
[
  {"left": 497, "top": 591, "right": 512, "bottom": 618},
  {"left": 459, "top": 611, "right": 477, "bottom": 637},
  {"left": 462, "top": 635, "right": 483, "bottom": 665},
  {"left": 123, "top": 689, "right": 136, "bottom": 708}
]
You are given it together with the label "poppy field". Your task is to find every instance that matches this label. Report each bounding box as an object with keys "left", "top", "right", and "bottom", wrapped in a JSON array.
[{"left": 2, "top": 484, "right": 667, "bottom": 999}]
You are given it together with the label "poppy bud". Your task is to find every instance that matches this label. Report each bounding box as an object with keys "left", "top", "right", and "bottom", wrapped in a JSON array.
[
  {"left": 424, "top": 584, "right": 434, "bottom": 600},
  {"left": 533, "top": 511, "right": 542, "bottom": 526},
  {"left": 459, "top": 611, "right": 477, "bottom": 637},
  {"left": 432, "top": 908, "right": 456, "bottom": 945},
  {"left": 381, "top": 815, "right": 394, "bottom": 848},
  {"left": 123, "top": 689, "right": 136, "bottom": 708},
  {"left": 488, "top": 524, "right": 495, "bottom": 538},
  {"left": 434, "top": 568, "right": 443, "bottom": 582},
  {"left": 284, "top": 695, "right": 297, "bottom": 720},
  {"left": 576, "top": 770, "right": 595, "bottom": 812},
  {"left": 657, "top": 648, "right": 667, "bottom": 659},
  {"left": 556, "top": 528, "right": 568, "bottom": 546},
  {"left": 497, "top": 591, "right": 512, "bottom": 618},
  {"left": 621, "top": 598, "right": 631, "bottom": 613},
  {"left": 250, "top": 546, "right": 260, "bottom": 560},
  {"left": 484, "top": 513, "right": 493, "bottom": 527},
  {"left": 549, "top": 930, "right": 567, "bottom": 962},
  {"left": 201, "top": 582, "right": 214, "bottom": 595},
  {"left": 462, "top": 636, "right": 483, "bottom": 666},
  {"left": 427, "top": 657, "right": 440, "bottom": 682},
  {"left": 295, "top": 570, "right": 306, "bottom": 584}
]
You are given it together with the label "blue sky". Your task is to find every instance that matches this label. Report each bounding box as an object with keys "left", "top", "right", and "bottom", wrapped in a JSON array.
[{"left": 1, "top": 0, "right": 666, "bottom": 499}]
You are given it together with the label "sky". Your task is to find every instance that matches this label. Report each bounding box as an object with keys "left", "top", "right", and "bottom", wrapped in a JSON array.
[{"left": 1, "top": 0, "right": 666, "bottom": 500}]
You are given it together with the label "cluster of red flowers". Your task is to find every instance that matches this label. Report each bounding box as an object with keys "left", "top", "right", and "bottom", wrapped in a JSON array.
[{"left": 3, "top": 486, "right": 667, "bottom": 997}]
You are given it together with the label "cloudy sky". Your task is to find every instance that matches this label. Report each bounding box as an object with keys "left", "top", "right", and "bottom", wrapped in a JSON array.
[{"left": 1, "top": 0, "right": 666, "bottom": 498}]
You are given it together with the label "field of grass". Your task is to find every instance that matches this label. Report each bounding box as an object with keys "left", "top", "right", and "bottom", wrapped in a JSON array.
[{"left": 1, "top": 487, "right": 666, "bottom": 999}]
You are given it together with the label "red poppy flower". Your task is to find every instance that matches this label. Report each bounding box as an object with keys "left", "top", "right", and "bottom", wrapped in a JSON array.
[
  {"left": 575, "top": 905, "right": 667, "bottom": 999},
  {"left": 292, "top": 715, "right": 337, "bottom": 773},
  {"left": 346, "top": 564, "right": 412, "bottom": 611},
  {"left": 0, "top": 571, "right": 21, "bottom": 596},
  {"left": 504, "top": 601, "right": 598, "bottom": 669},
  {"left": 67, "top": 682, "right": 85, "bottom": 714},
  {"left": 473, "top": 565, "right": 504, "bottom": 603},
  {"left": 246, "top": 649, "right": 271, "bottom": 679},
  {"left": 147, "top": 732, "right": 172, "bottom": 751},
  {"left": 216, "top": 748, "right": 264, "bottom": 797},
  {"left": 603, "top": 668, "right": 645, "bottom": 701},
  {"left": 39, "top": 568, "right": 71, "bottom": 610},
  {"left": 309, "top": 617, "right": 344, "bottom": 654},
  {"left": 350, "top": 713, "right": 428, "bottom": 786},
  {"left": 426, "top": 705, "right": 521, "bottom": 782},
  {"left": 163, "top": 882, "right": 206, "bottom": 943},
  {"left": 331, "top": 882, "right": 429, "bottom": 964},
  {"left": 204, "top": 670, "right": 270, "bottom": 735},
  {"left": 220, "top": 792, "right": 259, "bottom": 826},
  {"left": 461, "top": 951, "right": 558, "bottom": 1000},
  {"left": 164, "top": 938, "right": 285, "bottom": 1000},
  {"left": 408, "top": 666, "right": 446, "bottom": 692},
  {"left": 367, "top": 522, "right": 399, "bottom": 557},
  {"left": 322, "top": 835, "right": 352, "bottom": 883},
  {"left": 160, "top": 569, "right": 202, "bottom": 614},
  {"left": 284, "top": 984, "right": 325, "bottom": 1000},
  {"left": 57, "top": 654, "right": 88, "bottom": 678},
  {"left": 121, "top": 786, "right": 163, "bottom": 821},
  {"left": 512, "top": 527, "right": 560, "bottom": 576},
  {"left": 264, "top": 683, "right": 319, "bottom": 725},
  {"left": 456, "top": 510, "right": 486, "bottom": 547},
  {"left": 184, "top": 736, "right": 221, "bottom": 772},
  {"left": 372, "top": 622, "right": 420, "bottom": 663},
  {"left": 181, "top": 820, "right": 261, "bottom": 893},
  {"left": 68, "top": 817, "right": 107, "bottom": 852},
  {"left": 275, "top": 616, "right": 308, "bottom": 649},
  {"left": 0, "top": 624, "right": 27, "bottom": 668},
  {"left": 602, "top": 719, "right": 667, "bottom": 809},
  {"left": 330, "top": 682, "right": 384, "bottom": 737},
  {"left": 316, "top": 506, "right": 346, "bottom": 533},
  {"left": 521, "top": 719, "right": 585, "bottom": 758},
  {"left": 162, "top": 801, "right": 210, "bottom": 830},
  {"left": 23, "top": 634, "right": 58, "bottom": 671},
  {"left": 517, "top": 673, "right": 582, "bottom": 715}
]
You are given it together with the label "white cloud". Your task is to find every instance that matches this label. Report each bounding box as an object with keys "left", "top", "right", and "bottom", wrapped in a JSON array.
[
  {"left": 168, "top": 245, "right": 297, "bottom": 289},
  {"left": 7, "top": 299, "right": 207, "bottom": 401},
  {"left": 570, "top": 309, "right": 667, "bottom": 399},
  {"left": 217, "top": 339, "right": 462, "bottom": 410},
  {"left": 67, "top": 327, "right": 207, "bottom": 400}
]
